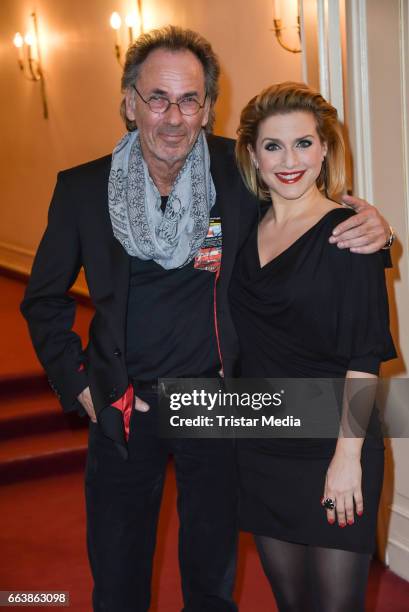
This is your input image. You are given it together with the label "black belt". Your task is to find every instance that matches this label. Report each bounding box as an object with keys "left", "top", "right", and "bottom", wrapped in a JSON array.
[
  {"left": 131, "top": 368, "right": 221, "bottom": 393},
  {"left": 131, "top": 379, "right": 159, "bottom": 393}
]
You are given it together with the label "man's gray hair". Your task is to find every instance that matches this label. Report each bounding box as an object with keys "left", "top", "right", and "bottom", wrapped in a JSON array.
[{"left": 120, "top": 25, "right": 220, "bottom": 132}]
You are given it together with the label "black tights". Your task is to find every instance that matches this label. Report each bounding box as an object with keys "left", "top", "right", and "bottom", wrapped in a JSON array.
[{"left": 255, "top": 535, "right": 371, "bottom": 612}]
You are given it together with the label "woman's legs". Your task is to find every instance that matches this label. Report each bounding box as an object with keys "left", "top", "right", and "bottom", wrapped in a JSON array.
[
  {"left": 254, "top": 536, "right": 311, "bottom": 611},
  {"left": 254, "top": 535, "right": 371, "bottom": 612},
  {"left": 308, "top": 545, "right": 371, "bottom": 612}
]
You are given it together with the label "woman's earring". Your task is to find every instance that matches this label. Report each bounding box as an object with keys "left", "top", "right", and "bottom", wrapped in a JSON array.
[
  {"left": 255, "top": 166, "right": 261, "bottom": 205},
  {"left": 251, "top": 156, "right": 259, "bottom": 171},
  {"left": 251, "top": 157, "right": 262, "bottom": 206}
]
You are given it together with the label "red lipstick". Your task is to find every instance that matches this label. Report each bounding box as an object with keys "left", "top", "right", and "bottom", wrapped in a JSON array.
[{"left": 275, "top": 171, "right": 306, "bottom": 184}]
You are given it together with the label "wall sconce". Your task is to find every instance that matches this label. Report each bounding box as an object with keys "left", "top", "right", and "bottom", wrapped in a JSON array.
[
  {"left": 13, "top": 11, "right": 49, "bottom": 119},
  {"left": 110, "top": 2, "right": 144, "bottom": 66},
  {"left": 272, "top": 0, "right": 302, "bottom": 54}
]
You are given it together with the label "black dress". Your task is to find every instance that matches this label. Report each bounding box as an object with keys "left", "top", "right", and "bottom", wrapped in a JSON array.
[{"left": 229, "top": 208, "right": 396, "bottom": 553}]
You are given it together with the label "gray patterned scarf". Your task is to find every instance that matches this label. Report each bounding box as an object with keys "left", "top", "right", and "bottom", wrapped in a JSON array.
[{"left": 108, "top": 129, "right": 216, "bottom": 269}]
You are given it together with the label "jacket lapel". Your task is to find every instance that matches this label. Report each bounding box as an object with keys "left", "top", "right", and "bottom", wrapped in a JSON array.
[{"left": 94, "top": 156, "right": 130, "bottom": 350}]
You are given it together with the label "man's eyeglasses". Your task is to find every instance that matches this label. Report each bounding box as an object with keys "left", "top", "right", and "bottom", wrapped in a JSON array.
[{"left": 133, "top": 85, "right": 207, "bottom": 116}]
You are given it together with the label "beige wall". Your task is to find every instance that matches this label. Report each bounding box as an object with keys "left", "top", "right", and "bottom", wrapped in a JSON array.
[
  {"left": 0, "top": 0, "right": 302, "bottom": 269},
  {"left": 364, "top": 0, "right": 409, "bottom": 580},
  {"left": 302, "top": 0, "right": 409, "bottom": 580},
  {"left": 343, "top": 0, "right": 409, "bottom": 579}
]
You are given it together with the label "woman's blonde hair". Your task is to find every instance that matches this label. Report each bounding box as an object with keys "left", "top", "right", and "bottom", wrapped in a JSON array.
[{"left": 235, "top": 82, "right": 345, "bottom": 200}]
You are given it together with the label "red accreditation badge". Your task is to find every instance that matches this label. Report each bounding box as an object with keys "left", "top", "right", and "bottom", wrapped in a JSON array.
[{"left": 194, "top": 217, "right": 222, "bottom": 273}]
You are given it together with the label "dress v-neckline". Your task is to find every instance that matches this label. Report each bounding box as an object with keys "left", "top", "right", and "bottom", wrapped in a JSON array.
[{"left": 256, "top": 207, "right": 343, "bottom": 270}]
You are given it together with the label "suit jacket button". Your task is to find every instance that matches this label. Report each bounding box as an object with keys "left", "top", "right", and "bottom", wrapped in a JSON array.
[{"left": 114, "top": 349, "right": 121, "bottom": 357}]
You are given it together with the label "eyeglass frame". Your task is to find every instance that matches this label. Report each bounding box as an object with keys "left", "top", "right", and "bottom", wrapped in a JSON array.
[{"left": 132, "top": 85, "right": 208, "bottom": 116}]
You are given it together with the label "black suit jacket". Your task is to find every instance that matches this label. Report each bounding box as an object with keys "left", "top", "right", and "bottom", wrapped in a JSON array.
[{"left": 21, "top": 135, "right": 258, "bottom": 433}]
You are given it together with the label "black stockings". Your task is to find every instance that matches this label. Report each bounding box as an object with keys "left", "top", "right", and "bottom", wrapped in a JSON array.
[{"left": 254, "top": 535, "right": 371, "bottom": 612}]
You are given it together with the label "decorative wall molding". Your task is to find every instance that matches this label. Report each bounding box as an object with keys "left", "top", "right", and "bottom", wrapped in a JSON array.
[
  {"left": 301, "top": 0, "right": 321, "bottom": 91},
  {"left": 316, "top": 0, "right": 344, "bottom": 121},
  {"left": 390, "top": 501, "right": 409, "bottom": 522},
  {"left": 387, "top": 538, "right": 409, "bottom": 581},
  {"left": 0, "top": 241, "right": 34, "bottom": 277},
  {"left": 345, "top": 0, "right": 373, "bottom": 201},
  {"left": 327, "top": 0, "right": 344, "bottom": 122},
  {"left": 0, "top": 241, "right": 89, "bottom": 296},
  {"left": 316, "top": 0, "right": 329, "bottom": 99}
]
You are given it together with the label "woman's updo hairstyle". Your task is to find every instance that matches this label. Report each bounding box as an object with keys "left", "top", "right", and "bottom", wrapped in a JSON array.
[{"left": 236, "top": 81, "right": 345, "bottom": 200}]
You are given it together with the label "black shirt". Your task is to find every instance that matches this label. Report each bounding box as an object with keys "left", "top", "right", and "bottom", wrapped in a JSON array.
[
  {"left": 126, "top": 202, "right": 222, "bottom": 380},
  {"left": 229, "top": 208, "right": 396, "bottom": 379},
  {"left": 229, "top": 207, "right": 396, "bottom": 455}
]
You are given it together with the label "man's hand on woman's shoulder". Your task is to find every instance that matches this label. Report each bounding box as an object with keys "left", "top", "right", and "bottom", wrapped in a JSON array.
[{"left": 329, "top": 195, "right": 391, "bottom": 254}]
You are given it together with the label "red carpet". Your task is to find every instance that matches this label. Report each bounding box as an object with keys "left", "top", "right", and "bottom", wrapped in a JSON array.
[
  {"left": 0, "top": 464, "right": 275, "bottom": 611},
  {"left": 1, "top": 275, "right": 409, "bottom": 611}
]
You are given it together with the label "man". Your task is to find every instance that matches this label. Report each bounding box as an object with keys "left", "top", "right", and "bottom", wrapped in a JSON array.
[{"left": 21, "top": 26, "right": 392, "bottom": 612}]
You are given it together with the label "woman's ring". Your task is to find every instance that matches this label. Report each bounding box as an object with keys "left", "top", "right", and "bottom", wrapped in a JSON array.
[{"left": 322, "top": 497, "right": 336, "bottom": 510}]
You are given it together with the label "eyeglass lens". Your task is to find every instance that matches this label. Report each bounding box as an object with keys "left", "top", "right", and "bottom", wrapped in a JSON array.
[{"left": 147, "top": 97, "right": 202, "bottom": 115}]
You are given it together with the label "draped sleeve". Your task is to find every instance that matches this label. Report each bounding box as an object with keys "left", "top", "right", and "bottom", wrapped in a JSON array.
[{"left": 333, "top": 248, "right": 397, "bottom": 374}]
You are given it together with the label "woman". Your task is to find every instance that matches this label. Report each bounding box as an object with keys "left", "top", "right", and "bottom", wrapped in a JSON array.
[{"left": 229, "top": 82, "right": 396, "bottom": 611}]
